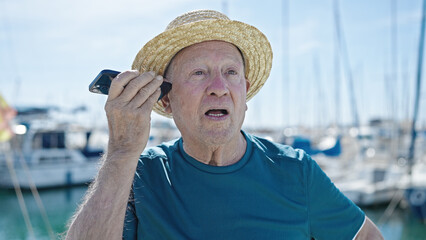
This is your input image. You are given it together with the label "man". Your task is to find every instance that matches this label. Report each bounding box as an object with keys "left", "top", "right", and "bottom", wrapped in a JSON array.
[{"left": 66, "top": 10, "right": 383, "bottom": 239}]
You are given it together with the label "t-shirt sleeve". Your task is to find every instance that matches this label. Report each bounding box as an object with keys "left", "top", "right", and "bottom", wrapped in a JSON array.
[
  {"left": 122, "top": 189, "right": 138, "bottom": 240},
  {"left": 305, "top": 154, "right": 365, "bottom": 240}
]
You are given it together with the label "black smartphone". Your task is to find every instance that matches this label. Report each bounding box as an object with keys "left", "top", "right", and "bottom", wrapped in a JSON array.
[{"left": 88, "top": 69, "right": 172, "bottom": 101}]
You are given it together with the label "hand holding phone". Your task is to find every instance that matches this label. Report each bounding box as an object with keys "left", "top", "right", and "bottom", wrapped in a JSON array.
[
  {"left": 89, "top": 69, "right": 172, "bottom": 101},
  {"left": 97, "top": 70, "right": 171, "bottom": 161}
]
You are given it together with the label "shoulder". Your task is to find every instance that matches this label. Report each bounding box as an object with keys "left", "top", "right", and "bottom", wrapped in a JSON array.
[
  {"left": 140, "top": 138, "right": 179, "bottom": 160},
  {"left": 136, "top": 138, "right": 180, "bottom": 172},
  {"left": 244, "top": 131, "right": 311, "bottom": 166},
  {"left": 133, "top": 139, "right": 179, "bottom": 185}
]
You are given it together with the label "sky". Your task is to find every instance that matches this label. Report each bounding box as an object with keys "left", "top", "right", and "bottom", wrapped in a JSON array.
[{"left": 0, "top": 0, "right": 425, "bottom": 129}]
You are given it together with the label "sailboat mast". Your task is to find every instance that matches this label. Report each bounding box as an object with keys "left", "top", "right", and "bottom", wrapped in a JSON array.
[
  {"left": 391, "top": 0, "right": 398, "bottom": 121},
  {"left": 282, "top": 0, "right": 290, "bottom": 128},
  {"left": 334, "top": 0, "right": 360, "bottom": 129},
  {"left": 408, "top": 0, "right": 426, "bottom": 175},
  {"left": 333, "top": 0, "right": 341, "bottom": 128},
  {"left": 221, "top": 0, "right": 228, "bottom": 16},
  {"left": 387, "top": 0, "right": 400, "bottom": 161}
]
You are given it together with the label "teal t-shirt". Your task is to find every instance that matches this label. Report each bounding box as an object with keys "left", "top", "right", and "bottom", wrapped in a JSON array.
[{"left": 123, "top": 131, "right": 365, "bottom": 239}]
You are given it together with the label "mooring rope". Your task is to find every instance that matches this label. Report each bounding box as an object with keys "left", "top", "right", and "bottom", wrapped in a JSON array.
[
  {"left": 17, "top": 148, "right": 55, "bottom": 239},
  {"left": 4, "top": 141, "right": 35, "bottom": 239}
]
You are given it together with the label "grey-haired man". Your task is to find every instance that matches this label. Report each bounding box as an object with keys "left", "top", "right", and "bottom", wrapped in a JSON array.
[{"left": 66, "top": 10, "right": 383, "bottom": 240}]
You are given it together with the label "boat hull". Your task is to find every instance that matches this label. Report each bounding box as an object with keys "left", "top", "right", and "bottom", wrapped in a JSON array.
[
  {"left": 0, "top": 159, "right": 99, "bottom": 189},
  {"left": 405, "top": 188, "right": 426, "bottom": 221}
]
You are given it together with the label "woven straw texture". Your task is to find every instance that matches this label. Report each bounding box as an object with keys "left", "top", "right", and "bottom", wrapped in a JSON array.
[{"left": 132, "top": 10, "right": 273, "bottom": 117}]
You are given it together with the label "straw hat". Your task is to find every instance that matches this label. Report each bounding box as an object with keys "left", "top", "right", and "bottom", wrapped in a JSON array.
[{"left": 132, "top": 9, "right": 273, "bottom": 117}]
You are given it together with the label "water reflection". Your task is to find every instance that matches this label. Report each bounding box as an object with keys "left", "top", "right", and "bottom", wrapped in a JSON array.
[
  {"left": 363, "top": 206, "right": 426, "bottom": 240},
  {"left": 0, "top": 186, "right": 88, "bottom": 240},
  {"left": 0, "top": 187, "right": 425, "bottom": 239}
]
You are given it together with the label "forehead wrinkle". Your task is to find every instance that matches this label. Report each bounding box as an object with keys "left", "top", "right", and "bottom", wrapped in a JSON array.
[
  {"left": 180, "top": 47, "right": 243, "bottom": 70},
  {"left": 166, "top": 41, "right": 245, "bottom": 80}
]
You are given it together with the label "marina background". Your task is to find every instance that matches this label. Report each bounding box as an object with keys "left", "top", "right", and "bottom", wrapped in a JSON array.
[{"left": 1, "top": 0, "right": 426, "bottom": 239}]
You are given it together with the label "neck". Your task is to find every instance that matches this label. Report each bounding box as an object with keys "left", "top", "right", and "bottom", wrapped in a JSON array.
[{"left": 182, "top": 131, "right": 247, "bottom": 166}]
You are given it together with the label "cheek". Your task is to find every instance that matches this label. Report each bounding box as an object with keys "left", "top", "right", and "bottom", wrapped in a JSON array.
[
  {"left": 170, "top": 86, "right": 200, "bottom": 113},
  {"left": 233, "top": 87, "right": 248, "bottom": 113},
  {"left": 232, "top": 84, "right": 248, "bottom": 101}
]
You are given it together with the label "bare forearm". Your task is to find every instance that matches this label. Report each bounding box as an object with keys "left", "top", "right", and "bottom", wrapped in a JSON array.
[
  {"left": 66, "top": 70, "right": 162, "bottom": 239},
  {"left": 355, "top": 217, "right": 383, "bottom": 240},
  {"left": 66, "top": 154, "right": 138, "bottom": 240}
]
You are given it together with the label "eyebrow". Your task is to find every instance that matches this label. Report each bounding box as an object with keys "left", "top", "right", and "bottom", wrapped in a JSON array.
[{"left": 164, "top": 45, "right": 245, "bottom": 79}]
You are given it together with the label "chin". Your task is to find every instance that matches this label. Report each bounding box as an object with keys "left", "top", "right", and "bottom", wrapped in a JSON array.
[{"left": 200, "top": 126, "right": 240, "bottom": 145}]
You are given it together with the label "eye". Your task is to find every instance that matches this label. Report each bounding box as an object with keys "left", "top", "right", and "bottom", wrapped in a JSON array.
[
  {"left": 194, "top": 70, "right": 204, "bottom": 76},
  {"left": 189, "top": 69, "right": 207, "bottom": 80},
  {"left": 226, "top": 69, "right": 240, "bottom": 76},
  {"left": 227, "top": 70, "right": 237, "bottom": 75}
]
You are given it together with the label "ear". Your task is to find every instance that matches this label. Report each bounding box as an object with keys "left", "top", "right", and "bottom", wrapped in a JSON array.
[
  {"left": 245, "top": 79, "right": 251, "bottom": 92},
  {"left": 245, "top": 79, "right": 250, "bottom": 111},
  {"left": 161, "top": 93, "right": 172, "bottom": 114}
]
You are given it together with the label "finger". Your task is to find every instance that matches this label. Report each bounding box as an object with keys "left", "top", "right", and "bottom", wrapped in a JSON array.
[
  {"left": 108, "top": 70, "right": 140, "bottom": 100},
  {"left": 117, "top": 71, "right": 158, "bottom": 103},
  {"left": 129, "top": 75, "right": 163, "bottom": 109},
  {"left": 138, "top": 87, "right": 162, "bottom": 113}
]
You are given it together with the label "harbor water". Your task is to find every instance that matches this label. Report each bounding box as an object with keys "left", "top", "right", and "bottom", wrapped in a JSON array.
[{"left": 0, "top": 186, "right": 425, "bottom": 240}]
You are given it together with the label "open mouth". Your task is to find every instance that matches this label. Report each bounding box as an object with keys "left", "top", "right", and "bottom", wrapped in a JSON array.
[{"left": 205, "top": 109, "right": 229, "bottom": 117}]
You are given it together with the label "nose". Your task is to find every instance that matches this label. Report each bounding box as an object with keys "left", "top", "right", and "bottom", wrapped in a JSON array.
[{"left": 206, "top": 71, "right": 229, "bottom": 97}]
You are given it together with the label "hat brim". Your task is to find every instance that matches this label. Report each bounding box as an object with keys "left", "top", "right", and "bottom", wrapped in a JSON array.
[{"left": 132, "top": 19, "right": 273, "bottom": 118}]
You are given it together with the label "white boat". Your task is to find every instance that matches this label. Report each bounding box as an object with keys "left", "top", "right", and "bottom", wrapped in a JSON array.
[
  {"left": 334, "top": 162, "right": 406, "bottom": 206},
  {"left": 0, "top": 107, "right": 107, "bottom": 189}
]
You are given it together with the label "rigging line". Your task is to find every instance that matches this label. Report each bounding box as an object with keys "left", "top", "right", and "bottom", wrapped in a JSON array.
[
  {"left": 378, "top": 189, "right": 405, "bottom": 224},
  {"left": 401, "top": 60, "right": 410, "bottom": 121},
  {"left": 15, "top": 144, "right": 55, "bottom": 240},
  {"left": 401, "top": 59, "right": 410, "bottom": 121},
  {"left": 313, "top": 54, "right": 327, "bottom": 128},
  {"left": 4, "top": 142, "right": 35, "bottom": 239},
  {"left": 333, "top": 0, "right": 360, "bottom": 128}
]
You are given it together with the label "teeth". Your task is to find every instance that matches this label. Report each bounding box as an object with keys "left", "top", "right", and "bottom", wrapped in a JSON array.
[
  {"left": 206, "top": 109, "right": 228, "bottom": 116},
  {"left": 208, "top": 113, "right": 224, "bottom": 117}
]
